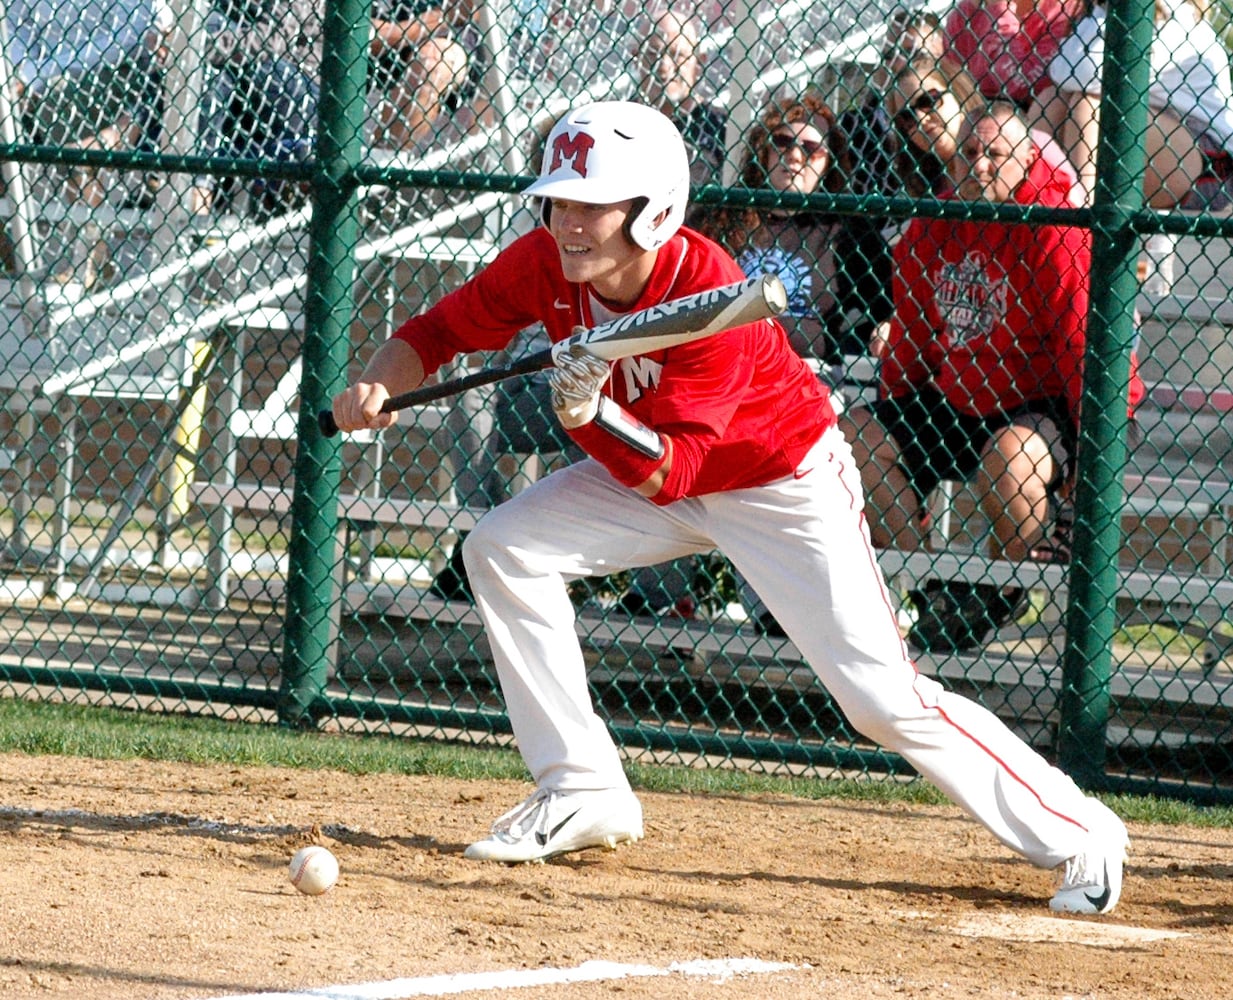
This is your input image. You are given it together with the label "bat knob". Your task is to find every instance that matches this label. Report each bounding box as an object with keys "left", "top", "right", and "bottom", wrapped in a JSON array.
[
  {"left": 317, "top": 410, "right": 340, "bottom": 438},
  {"left": 761, "top": 273, "right": 789, "bottom": 317}
]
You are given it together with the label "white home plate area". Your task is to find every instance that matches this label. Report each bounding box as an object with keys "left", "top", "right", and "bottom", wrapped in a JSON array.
[{"left": 936, "top": 911, "right": 1187, "bottom": 946}]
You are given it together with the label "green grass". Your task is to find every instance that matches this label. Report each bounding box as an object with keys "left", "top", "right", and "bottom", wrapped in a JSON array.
[{"left": 1, "top": 696, "right": 1230, "bottom": 827}]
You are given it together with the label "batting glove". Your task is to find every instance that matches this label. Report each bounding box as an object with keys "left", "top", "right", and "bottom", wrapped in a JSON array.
[{"left": 549, "top": 342, "right": 610, "bottom": 429}]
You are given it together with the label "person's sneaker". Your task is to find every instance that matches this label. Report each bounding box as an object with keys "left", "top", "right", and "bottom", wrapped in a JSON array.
[
  {"left": 428, "top": 537, "right": 472, "bottom": 602},
  {"left": 753, "top": 610, "right": 787, "bottom": 639},
  {"left": 906, "top": 580, "right": 1028, "bottom": 652},
  {"left": 463, "top": 787, "right": 644, "bottom": 863},
  {"left": 1050, "top": 800, "right": 1129, "bottom": 915}
]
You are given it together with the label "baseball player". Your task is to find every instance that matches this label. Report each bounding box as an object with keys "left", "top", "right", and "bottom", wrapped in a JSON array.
[{"left": 330, "top": 100, "right": 1127, "bottom": 914}]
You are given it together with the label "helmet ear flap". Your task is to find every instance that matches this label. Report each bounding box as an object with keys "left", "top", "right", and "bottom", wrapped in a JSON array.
[{"left": 622, "top": 197, "right": 650, "bottom": 246}]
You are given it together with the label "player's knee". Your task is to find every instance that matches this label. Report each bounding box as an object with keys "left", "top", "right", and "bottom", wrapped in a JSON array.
[
  {"left": 464, "top": 505, "right": 519, "bottom": 574},
  {"left": 839, "top": 698, "right": 894, "bottom": 745},
  {"left": 835, "top": 680, "right": 927, "bottom": 748},
  {"left": 843, "top": 668, "right": 954, "bottom": 748}
]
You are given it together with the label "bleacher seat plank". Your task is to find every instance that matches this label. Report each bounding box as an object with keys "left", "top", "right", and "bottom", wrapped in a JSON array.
[{"left": 188, "top": 482, "right": 483, "bottom": 533}]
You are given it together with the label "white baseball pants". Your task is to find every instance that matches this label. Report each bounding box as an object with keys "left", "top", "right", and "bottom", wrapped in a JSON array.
[{"left": 463, "top": 425, "right": 1102, "bottom": 868}]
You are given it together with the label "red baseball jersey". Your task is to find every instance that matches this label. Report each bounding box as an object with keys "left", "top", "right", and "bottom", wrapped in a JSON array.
[
  {"left": 393, "top": 226, "right": 834, "bottom": 502},
  {"left": 884, "top": 149, "right": 1143, "bottom": 424}
]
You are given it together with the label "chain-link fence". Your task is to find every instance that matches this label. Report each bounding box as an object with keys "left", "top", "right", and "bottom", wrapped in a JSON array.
[{"left": 1, "top": 0, "right": 1231, "bottom": 802}]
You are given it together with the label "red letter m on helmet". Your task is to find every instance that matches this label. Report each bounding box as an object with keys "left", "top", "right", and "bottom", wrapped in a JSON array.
[{"left": 549, "top": 131, "right": 595, "bottom": 177}]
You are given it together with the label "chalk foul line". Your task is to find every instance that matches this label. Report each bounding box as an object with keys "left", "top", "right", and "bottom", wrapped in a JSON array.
[{"left": 203, "top": 957, "right": 803, "bottom": 999}]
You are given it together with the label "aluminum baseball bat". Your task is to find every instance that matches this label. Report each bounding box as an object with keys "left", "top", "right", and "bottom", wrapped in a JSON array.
[{"left": 318, "top": 273, "right": 788, "bottom": 437}]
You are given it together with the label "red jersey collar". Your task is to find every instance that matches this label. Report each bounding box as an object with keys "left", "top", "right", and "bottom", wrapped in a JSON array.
[{"left": 579, "top": 234, "right": 689, "bottom": 328}]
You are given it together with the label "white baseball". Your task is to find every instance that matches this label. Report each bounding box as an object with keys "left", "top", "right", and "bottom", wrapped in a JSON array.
[{"left": 288, "top": 846, "right": 339, "bottom": 895}]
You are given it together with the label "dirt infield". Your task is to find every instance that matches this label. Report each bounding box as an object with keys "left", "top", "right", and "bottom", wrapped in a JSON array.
[{"left": 1, "top": 752, "right": 1231, "bottom": 1000}]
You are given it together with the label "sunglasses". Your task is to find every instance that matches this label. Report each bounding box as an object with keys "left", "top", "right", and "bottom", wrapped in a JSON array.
[
  {"left": 770, "top": 132, "right": 828, "bottom": 159},
  {"left": 895, "top": 88, "right": 945, "bottom": 126}
]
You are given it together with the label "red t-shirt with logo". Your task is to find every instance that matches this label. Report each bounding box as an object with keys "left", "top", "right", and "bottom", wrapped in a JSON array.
[
  {"left": 884, "top": 151, "right": 1144, "bottom": 423},
  {"left": 392, "top": 226, "right": 834, "bottom": 503}
]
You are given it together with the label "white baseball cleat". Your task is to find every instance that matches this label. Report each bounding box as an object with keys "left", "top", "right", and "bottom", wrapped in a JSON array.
[
  {"left": 1050, "top": 799, "right": 1129, "bottom": 915},
  {"left": 464, "top": 787, "right": 644, "bottom": 863}
]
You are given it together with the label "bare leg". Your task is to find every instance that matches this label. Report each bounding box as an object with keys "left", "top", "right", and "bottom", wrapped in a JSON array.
[
  {"left": 840, "top": 407, "right": 927, "bottom": 550},
  {"left": 373, "top": 37, "right": 469, "bottom": 149},
  {"left": 1052, "top": 89, "right": 1101, "bottom": 207},
  {"left": 1143, "top": 110, "right": 1209, "bottom": 210},
  {"left": 976, "top": 424, "right": 1054, "bottom": 562},
  {"left": 1033, "top": 87, "right": 1207, "bottom": 210}
]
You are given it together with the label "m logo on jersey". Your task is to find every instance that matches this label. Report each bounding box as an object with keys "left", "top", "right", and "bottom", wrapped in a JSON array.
[
  {"left": 618, "top": 356, "right": 662, "bottom": 403},
  {"left": 549, "top": 131, "right": 596, "bottom": 178}
]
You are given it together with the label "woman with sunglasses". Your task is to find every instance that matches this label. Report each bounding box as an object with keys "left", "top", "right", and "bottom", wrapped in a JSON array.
[
  {"left": 885, "top": 59, "right": 981, "bottom": 198},
  {"left": 830, "top": 9, "right": 947, "bottom": 366},
  {"left": 696, "top": 93, "right": 848, "bottom": 366}
]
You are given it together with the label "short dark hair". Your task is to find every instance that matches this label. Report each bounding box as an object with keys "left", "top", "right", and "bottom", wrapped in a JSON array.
[
  {"left": 886, "top": 6, "right": 942, "bottom": 41},
  {"left": 964, "top": 99, "right": 1032, "bottom": 138},
  {"left": 888, "top": 6, "right": 942, "bottom": 30}
]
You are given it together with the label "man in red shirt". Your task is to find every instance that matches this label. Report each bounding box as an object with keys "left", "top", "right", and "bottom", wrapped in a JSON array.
[
  {"left": 331, "top": 100, "right": 1127, "bottom": 914},
  {"left": 843, "top": 100, "right": 1142, "bottom": 651}
]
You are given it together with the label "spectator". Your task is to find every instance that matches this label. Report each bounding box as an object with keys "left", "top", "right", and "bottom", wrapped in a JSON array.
[
  {"left": 368, "top": 2, "right": 486, "bottom": 149},
  {"left": 943, "top": 0, "right": 1085, "bottom": 109},
  {"left": 840, "top": 100, "right": 1144, "bottom": 652},
  {"left": 834, "top": 8, "right": 946, "bottom": 197},
  {"left": 695, "top": 93, "right": 843, "bottom": 365},
  {"left": 831, "top": 7, "right": 946, "bottom": 343},
  {"left": 193, "top": 4, "right": 318, "bottom": 218},
  {"left": 6, "top": 0, "right": 168, "bottom": 152},
  {"left": 192, "top": 1, "right": 481, "bottom": 215},
  {"left": 885, "top": 53, "right": 1082, "bottom": 204},
  {"left": 884, "top": 55, "right": 985, "bottom": 198},
  {"left": 4, "top": 0, "right": 172, "bottom": 282},
  {"left": 634, "top": 8, "right": 727, "bottom": 207},
  {"left": 1034, "top": 0, "right": 1233, "bottom": 210}
]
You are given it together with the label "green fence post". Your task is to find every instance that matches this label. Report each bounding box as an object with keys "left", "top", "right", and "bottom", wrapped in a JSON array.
[
  {"left": 1058, "top": 0, "right": 1155, "bottom": 783},
  {"left": 278, "top": 0, "right": 370, "bottom": 728}
]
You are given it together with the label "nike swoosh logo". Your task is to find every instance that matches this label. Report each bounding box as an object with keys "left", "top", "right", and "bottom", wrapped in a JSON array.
[
  {"left": 793, "top": 467, "right": 813, "bottom": 479},
  {"left": 1083, "top": 859, "right": 1112, "bottom": 912},
  {"left": 535, "top": 808, "right": 581, "bottom": 846},
  {"left": 553, "top": 298, "right": 570, "bottom": 310}
]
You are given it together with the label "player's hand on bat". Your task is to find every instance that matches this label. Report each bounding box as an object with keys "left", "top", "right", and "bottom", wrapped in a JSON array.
[
  {"left": 549, "top": 339, "right": 610, "bottom": 429},
  {"left": 330, "top": 382, "right": 398, "bottom": 434}
]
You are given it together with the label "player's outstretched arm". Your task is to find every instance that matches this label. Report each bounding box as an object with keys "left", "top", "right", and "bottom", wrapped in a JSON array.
[{"left": 331, "top": 340, "right": 427, "bottom": 434}]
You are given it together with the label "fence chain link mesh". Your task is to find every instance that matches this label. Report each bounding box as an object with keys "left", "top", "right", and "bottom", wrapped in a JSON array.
[{"left": 0, "top": 0, "right": 1230, "bottom": 798}]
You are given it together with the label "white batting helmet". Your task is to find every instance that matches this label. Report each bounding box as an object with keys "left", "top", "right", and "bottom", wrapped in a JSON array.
[{"left": 524, "top": 101, "right": 691, "bottom": 251}]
